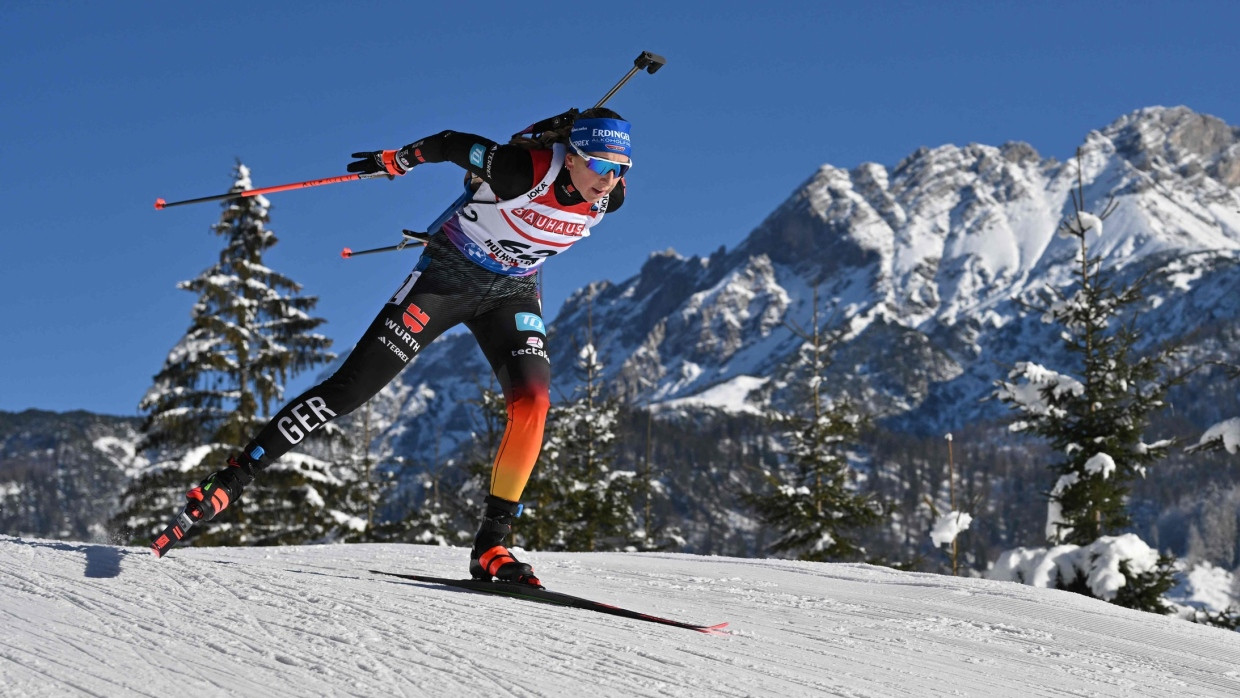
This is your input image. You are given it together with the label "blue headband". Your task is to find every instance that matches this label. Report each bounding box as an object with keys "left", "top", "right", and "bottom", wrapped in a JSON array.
[{"left": 570, "top": 118, "right": 632, "bottom": 158}]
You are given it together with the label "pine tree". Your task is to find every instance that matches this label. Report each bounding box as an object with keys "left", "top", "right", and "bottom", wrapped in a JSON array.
[
  {"left": 992, "top": 150, "right": 1181, "bottom": 611},
  {"left": 113, "top": 162, "right": 336, "bottom": 545},
  {"left": 523, "top": 342, "right": 638, "bottom": 552},
  {"left": 746, "top": 288, "right": 881, "bottom": 562},
  {"left": 996, "top": 155, "right": 1181, "bottom": 546}
]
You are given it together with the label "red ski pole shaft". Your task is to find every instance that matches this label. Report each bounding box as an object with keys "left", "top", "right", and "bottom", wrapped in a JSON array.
[{"left": 155, "top": 172, "right": 387, "bottom": 210}]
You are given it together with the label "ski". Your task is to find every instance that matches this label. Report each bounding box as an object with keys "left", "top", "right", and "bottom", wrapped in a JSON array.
[
  {"left": 149, "top": 506, "right": 200, "bottom": 558},
  {"left": 370, "top": 570, "right": 728, "bottom": 635}
]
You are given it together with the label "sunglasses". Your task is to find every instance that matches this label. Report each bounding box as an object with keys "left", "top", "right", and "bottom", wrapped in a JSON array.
[{"left": 570, "top": 143, "right": 631, "bottom": 178}]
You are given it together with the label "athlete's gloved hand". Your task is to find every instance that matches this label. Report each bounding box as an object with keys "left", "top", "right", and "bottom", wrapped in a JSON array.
[{"left": 347, "top": 150, "right": 409, "bottom": 177}]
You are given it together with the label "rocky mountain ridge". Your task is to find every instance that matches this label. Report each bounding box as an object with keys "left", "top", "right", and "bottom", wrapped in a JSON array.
[{"left": 382, "top": 106, "right": 1239, "bottom": 452}]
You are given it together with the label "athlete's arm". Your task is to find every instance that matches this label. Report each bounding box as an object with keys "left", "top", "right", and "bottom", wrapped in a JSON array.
[
  {"left": 386, "top": 130, "right": 626, "bottom": 210},
  {"left": 396, "top": 131, "right": 536, "bottom": 200}
]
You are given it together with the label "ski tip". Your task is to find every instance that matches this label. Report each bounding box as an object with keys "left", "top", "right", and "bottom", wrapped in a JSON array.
[
  {"left": 150, "top": 531, "right": 173, "bottom": 558},
  {"left": 154, "top": 198, "right": 167, "bottom": 210},
  {"left": 697, "top": 622, "right": 730, "bottom": 635},
  {"left": 341, "top": 247, "right": 352, "bottom": 259}
]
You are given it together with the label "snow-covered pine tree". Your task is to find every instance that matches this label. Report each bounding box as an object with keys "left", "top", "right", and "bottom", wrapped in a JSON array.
[
  {"left": 992, "top": 150, "right": 1178, "bottom": 610},
  {"left": 746, "top": 288, "right": 881, "bottom": 562},
  {"left": 113, "top": 162, "right": 336, "bottom": 546},
  {"left": 522, "top": 341, "right": 638, "bottom": 552}
]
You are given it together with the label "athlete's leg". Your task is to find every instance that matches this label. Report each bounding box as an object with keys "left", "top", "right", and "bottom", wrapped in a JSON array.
[
  {"left": 186, "top": 257, "right": 467, "bottom": 522},
  {"left": 467, "top": 302, "right": 551, "bottom": 502},
  {"left": 464, "top": 301, "right": 550, "bottom": 585},
  {"left": 244, "top": 257, "right": 464, "bottom": 465}
]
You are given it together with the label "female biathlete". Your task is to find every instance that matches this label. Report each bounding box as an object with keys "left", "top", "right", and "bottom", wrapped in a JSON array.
[{"left": 175, "top": 108, "right": 632, "bottom": 587}]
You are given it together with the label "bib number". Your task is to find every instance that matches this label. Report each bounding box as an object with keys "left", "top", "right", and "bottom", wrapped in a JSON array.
[{"left": 497, "top": 239, "right": 558, "bottom": 264}]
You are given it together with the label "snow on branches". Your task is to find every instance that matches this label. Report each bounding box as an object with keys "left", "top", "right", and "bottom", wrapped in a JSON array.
[
  {"left": 995, "top": 362, "right": 1085, "bottom": 429},
  {"left": 1191, "top": 417, "right": 1240, "bottom": 455},
  {"left": 929, "top": 511, "right": 973, "bottom": 548},
  {"left": 989, "top": 533, "right": 1160, "bottom": 602}
]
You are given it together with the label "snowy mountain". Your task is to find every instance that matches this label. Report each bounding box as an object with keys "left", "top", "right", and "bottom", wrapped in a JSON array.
[
  {"left": 374, "top": 106, "right": 1240, "bottom": 456},
  {"left": 0, "top": 410, "right": 143, "bottom": 540},
  {"left": 5, "top": 535, "right": 1240, "bottom": 697}
]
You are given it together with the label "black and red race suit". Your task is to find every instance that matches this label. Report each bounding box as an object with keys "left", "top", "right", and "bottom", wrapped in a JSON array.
[{"left": 242, "top": 131, "right": 625, "bottom": 502}]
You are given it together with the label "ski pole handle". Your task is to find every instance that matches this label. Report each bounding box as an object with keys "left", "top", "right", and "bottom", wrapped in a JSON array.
[
  {"left": 154, "top": 172, "right": 390, "bottom": 210},
  {"left": 594, "top": 51, "right": 666, "bottom": 108}
]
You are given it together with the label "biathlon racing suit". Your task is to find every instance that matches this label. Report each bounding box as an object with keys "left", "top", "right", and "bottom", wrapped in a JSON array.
[{"left": 240, "top": 131, "right": 625, "bottom": 504}]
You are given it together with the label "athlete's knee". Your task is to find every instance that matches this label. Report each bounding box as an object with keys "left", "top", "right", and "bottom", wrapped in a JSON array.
[
  {"left": 507, "top": 386, "right": 550, "bottom": 425},
  {"left": 273, "top": 395, "right": 341, "bottom": 445},
  {"left": 311, "top": 361, "right": 396, "bottom": 417}
]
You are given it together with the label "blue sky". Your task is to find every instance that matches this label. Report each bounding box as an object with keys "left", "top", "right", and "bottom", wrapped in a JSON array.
[{"left": 3, "top": 1, "right": 1238, "bottom": 416}]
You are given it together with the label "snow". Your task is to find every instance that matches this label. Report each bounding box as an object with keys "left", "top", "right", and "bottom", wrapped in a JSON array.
[
  {"left": 4, "top": 536, "right": 1240, "bottom": 697},
  {"left": 996, "top": 362, "right": 1086, "bottom": 423},
  {"left": 1084, "top": 452, "right": 1117, "bottom": 478},
  {"left": 148, "top": 444, "right": 216, "bottom": 475},
  {"left": 1046, "top": 473, "right": 1081, "bottom": 541},
  {"left": 929, "top": 510, "right": 973, "bottom": 547},
  {"left": 1197, "top": 417, "right": 1240, "bottom": 454},
  {"left": 1174, "top": 561, "right": 1240, "bottom": 614},
  {"left": 1060, "top": 211, "right": 1104, "bottom": 239},
  {"left": 658, "top": 375, "right": 769, "bottom": 415},
  {"left": 988, "top": 534, "right": 1162, "bottom": 602}
]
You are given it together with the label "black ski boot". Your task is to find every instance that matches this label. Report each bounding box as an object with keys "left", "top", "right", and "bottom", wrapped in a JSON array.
[
  {"left": 185, "top": 452, "right": 258, "bottom": 523},
  {"left": 152, "top": 450, "right": 264, "bottom": 557},
  {"left": 469, "top": 495, "right": 541, "bottom": 588}
]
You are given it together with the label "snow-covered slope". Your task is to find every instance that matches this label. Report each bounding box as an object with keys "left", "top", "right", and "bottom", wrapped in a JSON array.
[{"left": 4, "top": 536, "right": 1239, "bottom": 697}]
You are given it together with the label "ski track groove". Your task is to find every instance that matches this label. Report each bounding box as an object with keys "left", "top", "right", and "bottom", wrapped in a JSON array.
[
  {"left": 258, "top": 562, "right": 559, "bottom": 697},
  {"left": 2, "top": 642, "right": 122, "bottom": 698},
  {"left": 191, "top": 563, "right": 452, "bottom": 696},
  {"left": 1, "top": 566, "right": 170, "bottom": 697},
  {"left": 364, "top": 578, "right": 552, "bottom": 696}
]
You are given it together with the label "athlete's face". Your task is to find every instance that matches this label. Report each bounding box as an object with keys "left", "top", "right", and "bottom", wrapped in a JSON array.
[{"left": 565, "top": 150, "right": 629, "bottom": 202}]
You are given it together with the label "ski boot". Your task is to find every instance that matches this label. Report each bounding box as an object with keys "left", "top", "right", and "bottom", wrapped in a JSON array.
[
  {"left": 185, "top": 452, "right": 257, "bottom": 522},
  {"left": 469, "top": 495, "right": 541, "bottom": 588},
  {"left": 151, "top": 450, "right": 260, "bottom": 557}
]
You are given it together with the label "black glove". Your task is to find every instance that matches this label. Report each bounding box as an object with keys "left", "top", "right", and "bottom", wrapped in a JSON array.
[{"left": 347, "top": 150, "right": 409, "bottom": 177}]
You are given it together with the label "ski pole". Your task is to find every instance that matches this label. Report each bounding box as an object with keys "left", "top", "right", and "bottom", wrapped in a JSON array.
[
  {"left": 341, "top": 186, "right": 472, "bottom": 261},
  {"left": 594, "top": 51, "right": 666, "bottom": 108},
  {"left": 512, "top": 51, "right": 668, "bottom": 138},
  {"left": 341, "top": 230, "right": 430, "bottom": 259},
  {"left": 154, "top": 172, "right": 391, "bottom": 210}
]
